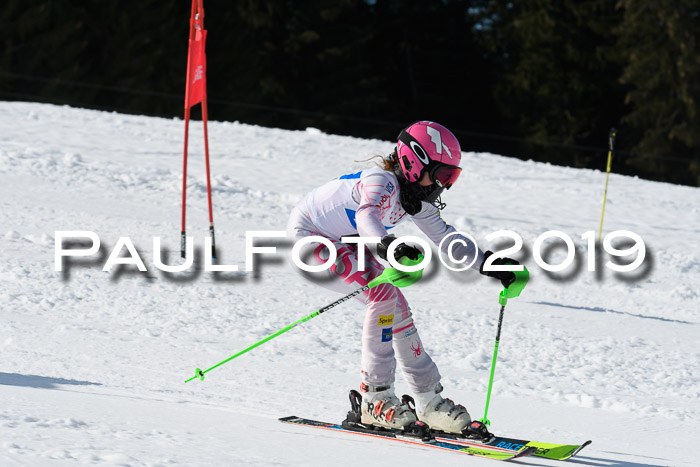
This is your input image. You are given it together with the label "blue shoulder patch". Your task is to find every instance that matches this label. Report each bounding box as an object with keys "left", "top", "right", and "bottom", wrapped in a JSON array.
[{"left": 339, "top": 171, "right": 362, "bottom": 180}]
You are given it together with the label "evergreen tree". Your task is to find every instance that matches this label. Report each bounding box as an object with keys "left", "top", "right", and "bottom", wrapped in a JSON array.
[
  {"left": 474, "top": 0, "right": 625, "bottom": 167},
  {"left": 616, "top": 0, "right": 700, "bottom": 184},
  {"left": 2, "top": 1, "right": 698, "bottom": 185}
]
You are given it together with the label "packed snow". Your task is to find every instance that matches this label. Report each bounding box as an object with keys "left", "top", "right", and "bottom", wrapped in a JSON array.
[{"left": 1, "top": 102, "right": 698, "bottom": 466}]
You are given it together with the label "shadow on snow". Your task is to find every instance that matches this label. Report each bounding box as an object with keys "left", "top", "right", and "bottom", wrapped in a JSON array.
[
  {"left": 564, "top": 454, "right": 674, "bottom": 467},
  {"left": 531, "top": 301, "right": 695, "bottom": 325},
  {"left": 0, "top": 372, "right": 101, "bottom": 389}
]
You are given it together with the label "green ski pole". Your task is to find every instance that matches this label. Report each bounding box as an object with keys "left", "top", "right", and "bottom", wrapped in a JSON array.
[
  {"left": 479, "top": 266, "right": 529, "bottom": 427},
  {"left": 185, "top": 256, "right": 425, "bottom": 383}
]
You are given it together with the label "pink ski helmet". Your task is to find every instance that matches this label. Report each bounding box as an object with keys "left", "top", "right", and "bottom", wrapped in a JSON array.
[{"left": 396, "top": 121, "right": 462, "bottom": 188}]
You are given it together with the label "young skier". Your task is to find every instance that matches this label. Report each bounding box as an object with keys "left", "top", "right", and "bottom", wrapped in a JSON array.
[{"left": 286, "top": 121, "right": 519, "bottom": 435}]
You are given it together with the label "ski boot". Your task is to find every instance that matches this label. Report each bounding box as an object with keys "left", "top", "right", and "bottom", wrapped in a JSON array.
[
  {"left": 359, "top": 383, "right": 417, "bottom": 429},
  {"left": 403, "top": 384, "right": 474, "bottom": 436},
  {"left": 343, "top": 389, "right": 431, "bottom": 440}
]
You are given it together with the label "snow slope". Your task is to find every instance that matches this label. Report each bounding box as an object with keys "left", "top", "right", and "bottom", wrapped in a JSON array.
[{"left": 1, "top": 102, "right": 698, "bottom": 466}]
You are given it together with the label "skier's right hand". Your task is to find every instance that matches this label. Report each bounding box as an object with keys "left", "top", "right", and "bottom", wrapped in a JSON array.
[
  {"left": 377, "top": 235, "right": 421, "bottom": 262},
  {"left": 479, "top": 250, "right": 520, "bottom": 288}
]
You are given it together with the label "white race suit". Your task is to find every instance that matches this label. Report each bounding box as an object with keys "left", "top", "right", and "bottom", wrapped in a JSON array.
[{"left": 286, "top": 167, "right": 484, "bottom": 392}]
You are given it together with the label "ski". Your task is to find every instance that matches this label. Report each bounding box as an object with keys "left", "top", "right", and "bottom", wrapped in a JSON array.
[
  {"left": 279, "top": 416, "right": 537, "bottom": 461},
  {"left": 400, "top": 394, "right": 591, "bottom": 461},
  {"left": 433, "top": 432, "right": 592, "bottom": 461}
]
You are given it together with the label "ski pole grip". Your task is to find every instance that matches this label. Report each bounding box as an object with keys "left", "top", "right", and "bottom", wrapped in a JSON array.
[{"left": 499, "top": 267, "right": 529, "bottom": 306}]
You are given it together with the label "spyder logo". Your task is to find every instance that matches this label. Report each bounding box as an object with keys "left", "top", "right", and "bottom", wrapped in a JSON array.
[{"left": 411, "top": 340, "right": 423, "bottom": 358}]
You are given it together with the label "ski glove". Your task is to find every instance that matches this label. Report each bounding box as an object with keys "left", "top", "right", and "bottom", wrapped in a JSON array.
[
  {"left": 377, "top": 235, "right": 421, "bottom": 262},
  {"left": 479, "top": 250, "right": 520, "bottom": 288}
]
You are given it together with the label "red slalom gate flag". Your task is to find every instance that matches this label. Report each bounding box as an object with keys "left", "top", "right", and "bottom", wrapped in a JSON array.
[
  {"left": 186, "top": 16, "right": 207, "bottom": 108},
  {"left": 181, "top": 0, "right": 217, "bottom": 260}
]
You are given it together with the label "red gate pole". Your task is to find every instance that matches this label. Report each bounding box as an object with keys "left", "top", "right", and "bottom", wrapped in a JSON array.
[
  {"left": 198, "top": 0, "right": 216, "bottom": 259},
  {"left": 180, "top": 0, "right": 197, "bottom": 258}
]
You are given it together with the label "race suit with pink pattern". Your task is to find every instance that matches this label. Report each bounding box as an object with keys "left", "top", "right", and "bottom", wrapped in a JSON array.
[{"left": 286, "top": 167, "right": 484, "bottom": 392}]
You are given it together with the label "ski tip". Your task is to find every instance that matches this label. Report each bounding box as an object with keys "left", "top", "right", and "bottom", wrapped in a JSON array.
[
  {"left": 512, "top": 446, "right": 538, "bottom": 460},
  {"left": 571, "top": 440, "right": 592, "bottom": 457}
]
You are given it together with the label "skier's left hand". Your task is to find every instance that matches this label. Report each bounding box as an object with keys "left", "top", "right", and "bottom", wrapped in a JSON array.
[{"left": 479, "top": 250, "right": 520, "bottom": 288}]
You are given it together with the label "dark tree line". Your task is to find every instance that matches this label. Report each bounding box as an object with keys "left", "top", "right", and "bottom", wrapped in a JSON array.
[{"left": 1, "top": 1, "right": 699, "bottom": 185}]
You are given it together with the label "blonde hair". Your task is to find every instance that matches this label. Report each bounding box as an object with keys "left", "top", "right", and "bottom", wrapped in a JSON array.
[{"left": 357, "top": 152, "right": 398, "bottom": 172}]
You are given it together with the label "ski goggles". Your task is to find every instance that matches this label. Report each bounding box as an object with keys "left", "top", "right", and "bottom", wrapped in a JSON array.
[{"left": 427, "top": 163, "right": 462, "bottom": 189}]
